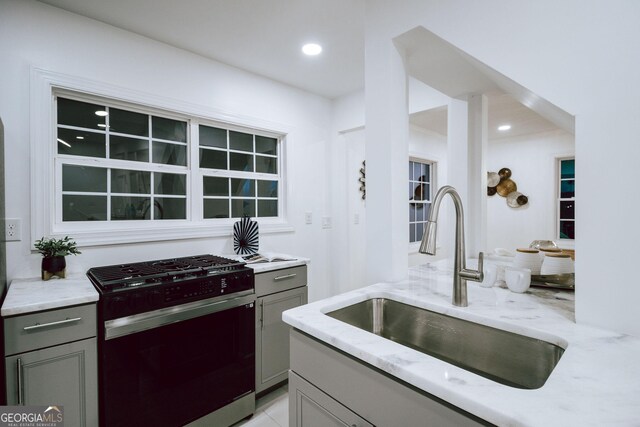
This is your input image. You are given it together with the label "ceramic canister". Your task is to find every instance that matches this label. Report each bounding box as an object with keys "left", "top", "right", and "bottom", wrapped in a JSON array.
[
  {"left": 514, "top": 248, "right": 542, "bottom": 275},
  {"left": 540, "top": 253, "right": 574, "bottom": 275},
  {"left": 539, "top": 247, "right": 562, "bottom": 261}
]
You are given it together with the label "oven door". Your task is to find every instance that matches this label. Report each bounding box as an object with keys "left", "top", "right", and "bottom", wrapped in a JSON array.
[{"left": 100, "top": 292, "right": 255, "bottom": 427}]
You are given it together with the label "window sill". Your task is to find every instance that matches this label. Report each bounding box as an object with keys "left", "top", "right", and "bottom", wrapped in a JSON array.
[{"left": 47, "top": 221, "right": 294, "bottom": 248}]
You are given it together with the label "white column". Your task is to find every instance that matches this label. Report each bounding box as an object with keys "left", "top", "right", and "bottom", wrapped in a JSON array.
[
  {"left": 447, "top": 94, "right": 488, "bottom": 257},
  {"left": 364, "top": 37, "right": 409, "bottom": 284}
]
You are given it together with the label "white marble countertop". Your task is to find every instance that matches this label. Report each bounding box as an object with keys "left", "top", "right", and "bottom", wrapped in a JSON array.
[
  {"left": 283, "top": 263, "right": 640, "bottom": 426},
  {"left": 2, "top": 274, "right": 99, "bottom": 317}
]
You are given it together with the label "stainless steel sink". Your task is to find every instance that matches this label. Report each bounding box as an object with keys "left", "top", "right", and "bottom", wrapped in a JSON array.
[{"left": 326, "top": 298, "right": 564, "bottom": 389}]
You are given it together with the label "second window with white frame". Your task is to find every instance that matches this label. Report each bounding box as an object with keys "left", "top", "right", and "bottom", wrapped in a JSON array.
[{"left": 409, "top": 159, "right": 435, "bottom": 243}]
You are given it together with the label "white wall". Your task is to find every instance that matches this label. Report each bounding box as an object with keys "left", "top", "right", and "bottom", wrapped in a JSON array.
[
  {"left": 487, "top": 130, "right": 574, "bottom": 252},
  {"left": 366, "top": 0, "right": 640, "bottom": 337},
  {"left": 0, "top": 0, "right": 333, "bottom": 302}
]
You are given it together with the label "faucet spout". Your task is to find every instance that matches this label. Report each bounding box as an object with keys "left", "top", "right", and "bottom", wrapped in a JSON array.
[{"left": 418, "top": 185, "right": 484, "bottom": 307}]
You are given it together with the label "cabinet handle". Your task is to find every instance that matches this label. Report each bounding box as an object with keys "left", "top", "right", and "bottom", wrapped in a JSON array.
[
  {"left": 260, "top": 300, "right": 264, "bottom": 330},
  {"left": 16, "top": 358, "right": 23, "bottom": 405},
  {"left": 23, "top": 317, "right": 82, "bottom": 331},
  {"left": 274, "top": 273, "right": 296, "bottom": 281}
]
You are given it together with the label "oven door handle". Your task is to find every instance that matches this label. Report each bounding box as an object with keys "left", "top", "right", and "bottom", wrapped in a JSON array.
[{"left": 104, "top": 291, "right": 255, "bottom": 340}]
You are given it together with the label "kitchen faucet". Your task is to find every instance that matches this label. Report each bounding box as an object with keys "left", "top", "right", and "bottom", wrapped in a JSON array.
[{"left": 419, "top": 185, "right": 484, "bottom": 307}]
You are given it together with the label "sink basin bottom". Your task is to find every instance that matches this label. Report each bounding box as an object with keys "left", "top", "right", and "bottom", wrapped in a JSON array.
[{"left": 326, "top": 298, "right": 564, "bottom": 389}]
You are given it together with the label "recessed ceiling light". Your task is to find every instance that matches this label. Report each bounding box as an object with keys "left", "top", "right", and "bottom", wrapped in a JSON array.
[
  {"left": 302, "top": 43, "right": 322, "bottom": 56},
  {"left": 76, "top": 136, "right": 84, "bottom": 140},
  {"left": 98, "top": 124, "right": 107, "bottom": 128},
  {"left": 498, "top": 124, "right": 511, "bottom": 131},
  {"left": 95, "top": 110, "right": 108, "bottom": 117}
]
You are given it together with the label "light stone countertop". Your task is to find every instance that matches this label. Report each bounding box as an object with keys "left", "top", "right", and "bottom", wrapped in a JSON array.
[
  {"left": 283, "top": 263, "right": 640, "bottom": 426},
  {"left": 2, "top": 274, "right": 99, "bottom": 317}
]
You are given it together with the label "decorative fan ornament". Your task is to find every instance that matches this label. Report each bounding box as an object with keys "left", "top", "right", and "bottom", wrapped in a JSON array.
[{"left": 233, "top": 216, "right": 259, "bottom": 255}]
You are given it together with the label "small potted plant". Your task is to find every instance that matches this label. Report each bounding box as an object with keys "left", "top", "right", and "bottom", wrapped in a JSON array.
[{"left": 34, "top": 236, "right": 81, "bottom": 280}]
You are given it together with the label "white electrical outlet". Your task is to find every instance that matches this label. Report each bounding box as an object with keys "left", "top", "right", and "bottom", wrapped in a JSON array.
[
  {"left": 6, "top": 218, "right": 21, "bottom": 241},
  {"left": 305, "top": 212, "right": 313, "bottom": 225},
  {"left": 322, "top": 216, "right": 332, "bottom": 229}
]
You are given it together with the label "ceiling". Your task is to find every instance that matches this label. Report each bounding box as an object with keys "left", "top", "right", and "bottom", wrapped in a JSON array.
[
  {"left": 37, "top": 1, "right": 565, "bottom": 138},
  {"left": 409, "top": 93, "right": 561, "bottom": 140},
  {"left": 38, "top": 0, "right": 365, "bottom": 99}
]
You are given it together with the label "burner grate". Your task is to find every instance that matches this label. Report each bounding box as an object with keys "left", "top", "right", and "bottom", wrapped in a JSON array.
[{"left": 87, "top": 254, "right": 245, "bottom": 290}]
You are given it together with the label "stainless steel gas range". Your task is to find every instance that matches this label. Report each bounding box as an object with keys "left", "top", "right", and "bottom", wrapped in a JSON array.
[{"left": 87, "top": 254, "right": 255, "bottom": 427}]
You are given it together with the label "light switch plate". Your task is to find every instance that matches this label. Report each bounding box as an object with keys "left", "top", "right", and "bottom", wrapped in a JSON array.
[
  {"left": 322, "top": 216, "right": 332, "bottom": 229},
  {"left": 305, "top": 212, "right": 313, "bottom": 224}
]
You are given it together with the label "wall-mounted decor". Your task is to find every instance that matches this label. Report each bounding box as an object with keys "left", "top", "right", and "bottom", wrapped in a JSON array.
[
  {"left": 233, "top": 216, "right": 259, "bottom": 254},
  {"left": 487, "top": 167, "right": 529, "bottom": 208},
  {"left": 358, "top": 160, "right": 366, "bottom": 200}
]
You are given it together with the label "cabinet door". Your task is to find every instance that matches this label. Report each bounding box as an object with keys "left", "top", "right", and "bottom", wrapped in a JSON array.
[
  {"left": 289, "top": 371, "right": 372, "bottom": 427},
  {"left": 5, "top": 338, "right": 98, "bottom": 427},
  {"left": 256, "top": 286, "right": 307, "bottom": 393}
]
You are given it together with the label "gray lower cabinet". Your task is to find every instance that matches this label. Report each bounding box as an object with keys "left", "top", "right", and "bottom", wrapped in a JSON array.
[
  {"left": 289, "top": 371, "right": 372, "bottom": 427},
  {"left": 4, "top": 303, "right": 98, "bottom": 427},
  {"left": 289, "top": 329, "right": 490, "bottom": 427},
  {"left": 255, "top": 265, "right": 308, "bottom": 394}
]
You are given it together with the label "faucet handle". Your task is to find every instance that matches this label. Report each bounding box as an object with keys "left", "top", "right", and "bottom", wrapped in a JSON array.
[{"left": 460, "top": 251, "right": 485, "bottom": 283}]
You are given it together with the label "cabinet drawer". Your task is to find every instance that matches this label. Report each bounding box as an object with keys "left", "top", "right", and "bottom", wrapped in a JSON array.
[
  {"left": 4, "top": 304, "right": 97, "bottom": 355},
  {"left": 255, "top": 266, "right": 307, "bottom": 297}
]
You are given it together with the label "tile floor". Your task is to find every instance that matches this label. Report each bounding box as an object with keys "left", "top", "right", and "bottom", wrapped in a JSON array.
[{"left": 234, "top": 385, "right": 289, "bottom": 427}]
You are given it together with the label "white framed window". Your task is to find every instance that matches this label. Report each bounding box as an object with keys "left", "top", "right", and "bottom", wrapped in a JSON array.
[
  {"left": 409, "top": 158, "right": 435, "bottom": 243},
  {"left": 557, "top": 157, "right": 575, "bottom": 240},
  {"left": 31, "top": 69, "right": 291, "bottom": 246}
]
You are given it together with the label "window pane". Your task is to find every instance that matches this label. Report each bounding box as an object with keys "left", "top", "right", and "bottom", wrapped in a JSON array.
[
  {"left": 257, "top": 180, "right": 278, "bottom": 197},
  {"left": 200, "top": 148, "right": 227, "bottom": 170},
  {"left": 413, "top": 163, "right": 421, "bottom": 181},
  {"left": 204, "top": 199, "right": 229, "bottom": 218},
  {"left": 410, "top": 223, "right": 416, "bottom": 243},
  {"left": 155, "top": 173, "right": 186, "bottom": 195},
  {"left": 255, "top": 155, "right": 276, "bottom": 174},
  {"left": 416, "top": 222, "right": 424, "bottom": 241},
  {"left": 255, "top": 136, "right": 277, "bottom": 155},
  {"left": 63, "top": 165, "right": 107, "bottom": 192},
  {"left": 111, "top": 169, "right": 150, "bottom": 194},
  {"left": 229, "top": 131, "right": 253, "bottom": 152},
  {"left": 561, "top": 159, "right": 575, "bottom": 179},
  {"left": 560, "top": 200, "right": 575, "bottom": 220},
  {"left": 231, "top": 199, "right": 255, "bottom": 218},
  {"left": 153, "top": 142, "right": 187, "bottom": 166},
  {"left": 200, "top": 125, "right": 226, "bottom": 149},
  {"left": 409, "top": 161, "right": 415, "bottom": 180},
  {"left": 410, "top": 203, "right": 416, "bottom": 222},
  {"left": 63, "top": 195, "right": 107, "bottom": 221},
  {"left": 424, "top": 202, "right": 431, "bottom": 221},
  {"left": 203, "top": 177, "right": 229, "bottom": 196},
  {"left": 155, "top": 197, "right": 186, "bottom": 219},
  {"left": 110, "top": 108, "right": 148, "bottom": 136},
  {"left": 230, "top": 152, "right": 254, "bottom": 172},
  {"left": 111, "top": 196, "right": 151, "bottom": 220},
  {"left": 561, "top": 180, "right": 575, "bottom": 198},
  {"left": 258, "top": 200, "right": 278, "bottom": 217},
  {"left": 559, "top": 221, "right": 575, "bottom": 240},
  {"left": 58, "top": 128, "right": 105, "bottom": 158},
  {"left": 413, "top": 183, "right": 424, "bottom": 200},
  {"left": 231, "top": 178, "right": 255, "bottom": 197},
  {"left": 110, "top": 136, "right": 149, "bottom": 162},
  {"left": 424, "top": 164, "right": 431, "bottom": 182},
  {"left": 57, "top": 98, "right": 105, "bottom": 130},
  {"left": 152, "top": 116, "right": 187, "bottom": 142}
]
